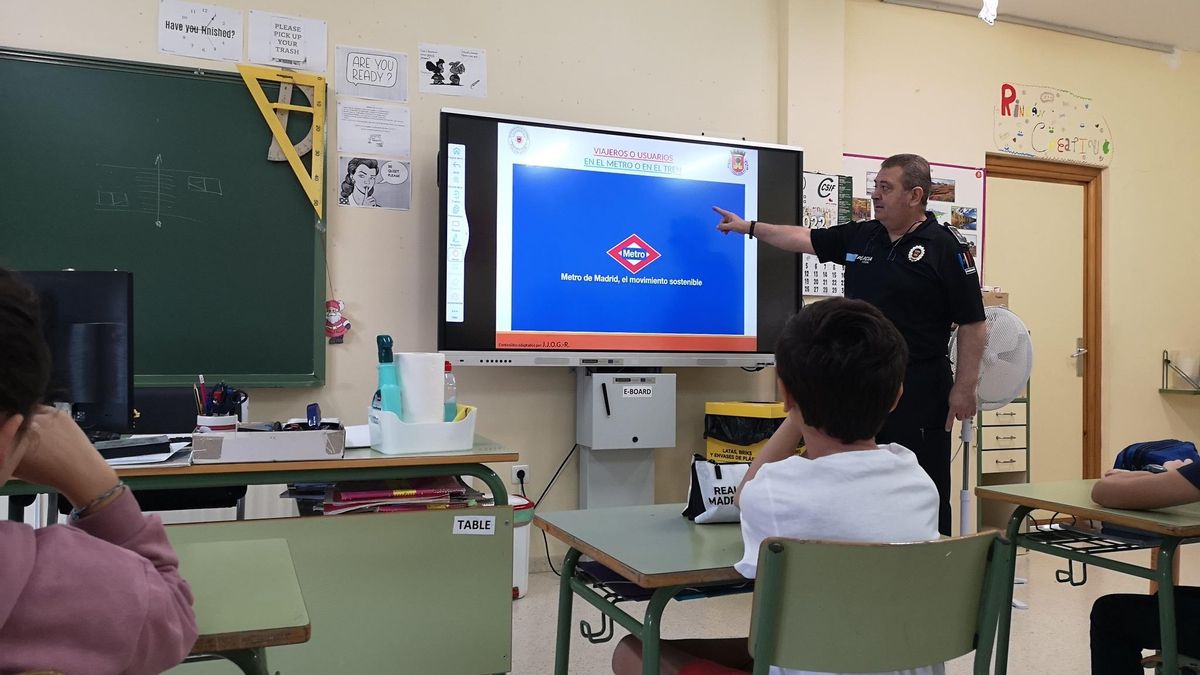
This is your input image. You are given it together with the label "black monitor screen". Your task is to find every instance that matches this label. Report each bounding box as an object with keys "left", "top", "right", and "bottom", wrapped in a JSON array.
[{"left": 20, "top": 271, "right": 134, "bottom": 434}]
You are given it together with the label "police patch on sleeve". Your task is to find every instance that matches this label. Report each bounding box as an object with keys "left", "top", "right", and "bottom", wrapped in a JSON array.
[{"left": 958, "top": 250, "right": 978, "bottom": 276}]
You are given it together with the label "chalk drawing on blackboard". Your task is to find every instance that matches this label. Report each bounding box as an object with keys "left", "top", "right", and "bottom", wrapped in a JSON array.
[
  {"left": 96, "top": 191, "right": 129, "bottom": 207},
  {"left": 95, "top": 160, "right": 220, "bottom": 226},
  {"left": 187, "top": 176, "right": 224, "bottom": 195}
]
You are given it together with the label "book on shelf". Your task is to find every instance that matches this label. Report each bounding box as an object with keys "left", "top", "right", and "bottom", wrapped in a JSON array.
[
  {"left": 282, "top": 476, "right": 491, "bottom": 515},
  {"left": 322, "top": 500, "right": 476, "bottom": 516}
]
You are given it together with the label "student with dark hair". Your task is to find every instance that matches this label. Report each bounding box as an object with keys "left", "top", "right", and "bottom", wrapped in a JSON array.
[
  {"left": 713, "top": 153, "right": 986, "bottom": 535},
  {"left": 612, "top": 298, "right": 942, "bottom": 675},
  {"left": 0, "top": 268, "right": 198, "bottom": 674},
  {"left": 1089, "top": 461, "right": 1200, "bottom": 674}
]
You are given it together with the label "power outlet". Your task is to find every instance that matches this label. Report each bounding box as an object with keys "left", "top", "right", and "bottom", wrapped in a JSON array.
[{"left": 510, "top": 464, "right": 529, "bottom": 486}]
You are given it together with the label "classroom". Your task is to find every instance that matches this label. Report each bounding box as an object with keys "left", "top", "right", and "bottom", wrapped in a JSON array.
[{"left": 2, "top": 0, "right": 1200, "bottom": 673}]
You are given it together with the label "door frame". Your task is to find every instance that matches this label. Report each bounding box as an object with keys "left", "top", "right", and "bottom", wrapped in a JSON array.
[{"left": 985, "top": 154, "right": 1103, "bottom": 479}]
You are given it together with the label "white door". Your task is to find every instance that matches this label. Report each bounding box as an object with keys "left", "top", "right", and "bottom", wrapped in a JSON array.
[{"left": 984, "top": 177, "right": 1085, "bottom": 484}]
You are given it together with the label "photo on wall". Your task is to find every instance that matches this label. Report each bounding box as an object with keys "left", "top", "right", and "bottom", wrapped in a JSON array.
[
  {"left": 852, "top": 197, "right": 872, "bottom": 222},
  {"left": 952, "top": 206, "right": 978, "bottom": 229},
  {"left": 929, "top": 177, "right": 956, "bottom": 203}
]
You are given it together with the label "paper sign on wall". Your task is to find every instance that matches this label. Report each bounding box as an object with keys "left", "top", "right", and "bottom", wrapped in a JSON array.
[
  {"left": 419, "top": 43, "right": 487, "bottom": 98},
  {"left": 336, "top": 156, "right": 411, "bottom": 211},
  {"left": 336, "top": 101, "right": 411, "bottom": 157},
  {"left": 801, "top": 172, "right": 852, "bottom": 297},
  {"left": 336, "top": 46, "right": 408, "bottom": 101},
  {"left": 158, "top": 0, "right": 243, "bottom": 62},
  {"left": 248, "top": 10, "right": 327, "bottom": 72},
  {"left": 994, "top": 82, "right": 1113, "bottom": 167}
]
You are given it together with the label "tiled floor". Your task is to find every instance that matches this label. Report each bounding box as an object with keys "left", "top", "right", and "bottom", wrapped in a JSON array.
[{"left": 512, "top": 547, "right": 1200, "bottom": 674}]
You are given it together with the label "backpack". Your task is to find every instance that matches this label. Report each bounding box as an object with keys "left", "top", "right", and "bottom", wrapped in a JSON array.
[
  {"left": 1113, "top": 439, "right": 1200, "bottom": 471},
  {"left": 682, "top": 454, "right": 749, "bottom": 524}
]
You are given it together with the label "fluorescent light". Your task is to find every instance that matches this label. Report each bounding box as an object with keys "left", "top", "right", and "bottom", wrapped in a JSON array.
[{"left": 880, "top": 0, "right": 1175, "bottom": 53}]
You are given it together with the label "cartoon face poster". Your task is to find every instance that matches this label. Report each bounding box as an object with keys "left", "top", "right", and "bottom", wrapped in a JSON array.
[{"left": 418, "top": 43, "right": 487, "bottom": 98}]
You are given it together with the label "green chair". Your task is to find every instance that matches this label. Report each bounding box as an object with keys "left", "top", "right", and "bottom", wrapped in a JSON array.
[{"left": 748, "top": 532, "right": 1008, "bottom": 675}]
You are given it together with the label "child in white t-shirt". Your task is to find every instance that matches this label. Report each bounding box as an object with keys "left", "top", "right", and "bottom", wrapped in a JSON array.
[{"left": 612, "top": 298, "right": 941, "bottom": 675}]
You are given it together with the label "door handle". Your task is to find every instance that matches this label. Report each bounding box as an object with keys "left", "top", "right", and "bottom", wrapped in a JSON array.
[{"left": 1075, "top": 337, "right": 1087, "bottom": 378}]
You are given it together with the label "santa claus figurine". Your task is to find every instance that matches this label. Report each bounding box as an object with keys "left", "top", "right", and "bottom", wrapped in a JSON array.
[{"left": 325, "top": 299, "right": 351, "bottom": 344}]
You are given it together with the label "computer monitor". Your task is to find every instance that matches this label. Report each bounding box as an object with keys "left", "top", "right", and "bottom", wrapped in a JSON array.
[{"left": 20, "top": 270, "right": 134, "bottom": 436}]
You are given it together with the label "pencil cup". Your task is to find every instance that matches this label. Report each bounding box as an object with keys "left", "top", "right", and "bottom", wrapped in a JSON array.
[{"left": 196, "top": 414, "right": 238, "bottom": 433}]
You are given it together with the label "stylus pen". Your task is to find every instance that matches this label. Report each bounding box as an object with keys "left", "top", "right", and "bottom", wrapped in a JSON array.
[{"left": 601, "top": 382, "right": 611, "bottom": 417}]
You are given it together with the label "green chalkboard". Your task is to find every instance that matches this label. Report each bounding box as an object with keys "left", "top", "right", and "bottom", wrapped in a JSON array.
[{"left": 0, "top": 49, "right": 325, "bottom": 387}]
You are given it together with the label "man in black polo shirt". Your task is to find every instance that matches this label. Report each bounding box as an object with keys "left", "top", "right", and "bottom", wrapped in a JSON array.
[{"left": 713, "top": 153, "right": 985, "bottom": 535}]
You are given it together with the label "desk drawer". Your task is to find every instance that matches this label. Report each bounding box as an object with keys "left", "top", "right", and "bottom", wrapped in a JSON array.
[
  {"left": 981, "top": 427, "right": 1026, "bottom": 450},
  {"left": 981, "top": 449, "right": 1027, "bottom": 474},
  {"left": 981, "top": 403, "right": 1027, "bottom": 426}
]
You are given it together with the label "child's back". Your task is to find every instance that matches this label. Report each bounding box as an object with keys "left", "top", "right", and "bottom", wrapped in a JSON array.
[{"left": 736, "top": 443, "right": 938, "bottom": 578}]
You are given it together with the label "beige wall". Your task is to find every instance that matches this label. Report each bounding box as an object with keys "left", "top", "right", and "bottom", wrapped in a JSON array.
[
  {"left": 4, "top": 0, "right": 1200, "bottom": 552},
  {"left": 838, "top": 0, "right": 1200, "bottom": 471}
]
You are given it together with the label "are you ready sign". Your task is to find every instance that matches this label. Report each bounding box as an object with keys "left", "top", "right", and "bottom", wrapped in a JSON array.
[{"left": 336, "top": 45, "right": 409, "bottom": 102}]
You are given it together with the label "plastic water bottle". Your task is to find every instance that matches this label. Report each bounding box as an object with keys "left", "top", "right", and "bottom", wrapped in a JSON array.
[{"left": 443, "top": 360, "right": 457, "bottom": 422}]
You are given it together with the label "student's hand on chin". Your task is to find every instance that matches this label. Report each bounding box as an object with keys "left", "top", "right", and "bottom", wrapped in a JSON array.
[{"left": 11, "top": 407, "right": 95, "bottom": 488}]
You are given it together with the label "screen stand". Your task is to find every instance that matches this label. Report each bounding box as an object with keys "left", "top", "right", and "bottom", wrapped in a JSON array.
[{"left": 575, "top": 368, "right": 676, "bottom": 509}]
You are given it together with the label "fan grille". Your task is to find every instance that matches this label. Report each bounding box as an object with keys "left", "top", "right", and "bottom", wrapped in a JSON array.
[{"left": 950, "top": 306, "right": 1033, "bottom": 410}]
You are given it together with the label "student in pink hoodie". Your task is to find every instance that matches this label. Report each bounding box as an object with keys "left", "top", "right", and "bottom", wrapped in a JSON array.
[{"left": 0, "top": 268, "right": 198, "bottom": 674}]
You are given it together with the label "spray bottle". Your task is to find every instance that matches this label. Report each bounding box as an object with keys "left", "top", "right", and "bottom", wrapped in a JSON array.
[{"left": 376, "top": 335, "right": 403, "bottom": 420}]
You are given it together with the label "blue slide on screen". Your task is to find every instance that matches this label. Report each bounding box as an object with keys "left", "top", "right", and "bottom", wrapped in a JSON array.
[{"left": 510, "top": 165, "right": 746, "bottom": 335}]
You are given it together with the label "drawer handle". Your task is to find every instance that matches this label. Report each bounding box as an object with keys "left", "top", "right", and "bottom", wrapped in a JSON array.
[
  {"left": 996, "top": 412, "right": 1017, "bottom": 417},
  {"left": 995, "top": 435, "right": 1019, "bottom": 441},
  {"left": 994, "top": 459, "right": 1018, "bottom": 464}
]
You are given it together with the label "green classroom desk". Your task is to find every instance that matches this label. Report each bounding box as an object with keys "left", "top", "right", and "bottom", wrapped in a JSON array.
[
  {"left": 536, "top": 504, "right": 747, "bottom": 675},
  {"left": 977, "top": 480, "right": 1200, "bottom": 675},
  {"left": 3, "top": 438, "right": 518, "bottom": 675},
  {"left": 178, "top": 538, "right": 309, "bottom": 674}
]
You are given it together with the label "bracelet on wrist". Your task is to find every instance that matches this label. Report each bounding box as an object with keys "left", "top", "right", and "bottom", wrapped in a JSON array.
[
  {"left": 748, "top": 220, "right": 757, "bottom": 239},
  {"left": 69, "top": 482, "right": 127, "bottom": 522}
]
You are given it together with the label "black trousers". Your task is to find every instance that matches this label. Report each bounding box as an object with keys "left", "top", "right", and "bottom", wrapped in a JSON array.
[
  {"left": 1091, "top": 588, "right": 1200, "bottom": 674},
  {"left": 877, "top": 358, "right": 954, "bottom": 536}
]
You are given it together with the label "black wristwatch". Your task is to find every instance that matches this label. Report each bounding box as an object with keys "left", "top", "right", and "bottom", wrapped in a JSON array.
[{"left": 748, "top": 220, "right": 757, "bottom": 239}]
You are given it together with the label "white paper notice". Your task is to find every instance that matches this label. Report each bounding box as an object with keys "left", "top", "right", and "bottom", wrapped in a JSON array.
[
  {"left": 336, "top": 101, "right": 411, "bottom": 157},
  {"left": 247, "top": 10, "right": 327, "bottom": 72},
  {"left": 158, "top": 0, "right": 243, "bottom": 62},
  {"left": 336, "top": 156, "right": 411, "bottom": 211},
  {"left": 336, "top": 46, "right": 408, "bottom": 102},
  {"left": 418, "top": 43, "right": 487, "bottom": 97}
]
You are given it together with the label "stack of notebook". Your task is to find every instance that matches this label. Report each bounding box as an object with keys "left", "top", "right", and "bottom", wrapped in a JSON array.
[{"left": 284, "top": 476, "right": 488, "bottom": 515}]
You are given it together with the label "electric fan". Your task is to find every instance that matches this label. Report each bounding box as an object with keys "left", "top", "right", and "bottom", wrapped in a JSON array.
[{"left": 949, "top": 304, "right": 1033, "bottom": 536}]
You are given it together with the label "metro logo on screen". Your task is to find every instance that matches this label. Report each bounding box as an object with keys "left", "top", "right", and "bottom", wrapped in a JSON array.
[{"left": 607, "top": 234, "right": 662, "bottom": 274}]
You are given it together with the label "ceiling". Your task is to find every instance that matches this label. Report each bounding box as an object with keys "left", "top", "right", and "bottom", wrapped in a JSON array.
[{"left": 881, "top": 0, "right": 1200, "bottom": 53}]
